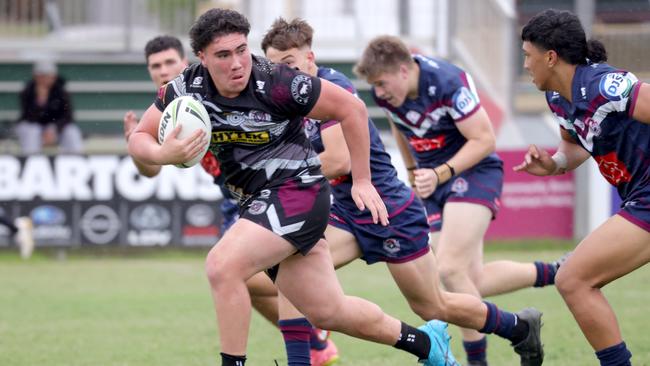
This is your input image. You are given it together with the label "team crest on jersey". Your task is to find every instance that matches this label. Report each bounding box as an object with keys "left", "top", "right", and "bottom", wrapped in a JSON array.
[
  {"left": 428, "top": 86, "right": 437, "bottom": 96},
  {"left": 256, "top": 80, "right": 266, "bottom": 94},
  {"left": 406, "top": 110, "right": 421, "bottom": 124},
  {"left": 599, "top": 72, "right": 634, "bottom": 101},
  {"left": 451, "top": 177, "right": 469, "bottom": 194},
  {"left": 291, "top": 74, "right": 312, "bottom": 105},
  {"left": 383, "top": 238, "right": 401, "bottom": 254},
  {"left": 191, "top": 77, "right": 203, "bottom": 87},
  {"left": 247, "top": 200, "right": 268, "bottom": 215},
  {"left": 452, "top": 87, "right": 478, "bottom": 116}
]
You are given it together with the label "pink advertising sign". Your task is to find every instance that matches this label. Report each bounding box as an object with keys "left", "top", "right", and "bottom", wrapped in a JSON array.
[{"left": 486, "top": 150, "right": 574, "bottom": 240}]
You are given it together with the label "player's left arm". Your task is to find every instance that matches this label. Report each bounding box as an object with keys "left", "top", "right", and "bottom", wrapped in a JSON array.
[
  {"left": 318, "top": 123, "right": 352, "bottom": 179},
  {"left": 631, "top": 83, "right": 650, "bottom": 124},
  {"left": 307, "top": 79, "right": 388, "bottom": 225},
  {"left": 449, "top": 106, "right": 497, "bottom": 174}
]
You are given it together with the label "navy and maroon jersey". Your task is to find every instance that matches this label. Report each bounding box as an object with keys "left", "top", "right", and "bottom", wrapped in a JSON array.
[
  {"left": 155, "top": 56, "right": 322, "bottom": 201},
  {"left": 304, "top": 66, "right": 413, "bottom": 217},
  {"left": 546, "top": 62, "right": 646, "bottom": 200},
  {"left": 372, "top": 54, "right": 501, "bottom": 169}
]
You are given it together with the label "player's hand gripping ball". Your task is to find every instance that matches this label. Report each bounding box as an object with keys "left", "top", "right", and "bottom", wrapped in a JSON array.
[{"left": 158, "top": 96, "right": 212, "bottom": 168}]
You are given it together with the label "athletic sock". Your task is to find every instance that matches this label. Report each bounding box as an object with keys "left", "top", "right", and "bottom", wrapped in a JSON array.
[
  {"left": 309, "top": 327, "right": 329, "bottom": 350},
  {"left": 479, "top": 301, "right": 529, "bottom": 344},
  {"left": 596, "top": 341, "right": 632, "bottom": 366},
  {"left": 393, "top": 322, "right": 431, "bottom": 360},
  {"left": 533, "top": 261, "right": 558, "bottom": 287},
  {"left": 220, "top": 352, "right": 246, "bottom": 366},
  {"left": 278, "top": 317, "right": 312, "bottom": 366},
  {"left": 463, "top": 336, "right": 488, "bottom": 364}
]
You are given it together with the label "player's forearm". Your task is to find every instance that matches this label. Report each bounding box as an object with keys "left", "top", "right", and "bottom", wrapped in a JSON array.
[
  {"left": 132, "top": 158, "right": 162, "bottom": 178},
  {"left": 339, "top": 107, "right": 371, "bottom": 182},
  {"left": 128, "top": 132, "right": 163, "bottom": 165},
  {"left": 446, "top": 135, "right": 495, "bottom": 176},
  {"left": 556, "top": 139, "right": 590, "bottom": 173}
]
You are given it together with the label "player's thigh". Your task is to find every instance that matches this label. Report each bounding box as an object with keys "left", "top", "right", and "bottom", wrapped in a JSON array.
[
  {"left": 274, "top": 239, "right": 346, "bottom": 316},
  {"left": 325, "top": 224, "right": 361, "bottom": 269},
  {"left": 559, "top": 214, "right": 650, "bottom": 288},
  {"left": 387, "top": 249, "right": 443, "bottom": 305},
  {"left": 207, "top": 218, "right": 297, "bottom": 279},
  {"left": 436, "top": 202, "right": 491, "bottom": 265}
]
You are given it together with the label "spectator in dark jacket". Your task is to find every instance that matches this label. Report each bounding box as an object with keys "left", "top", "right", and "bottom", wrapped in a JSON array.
[{"left": 15, "top": 60, "right": 83, "bottom": 154}]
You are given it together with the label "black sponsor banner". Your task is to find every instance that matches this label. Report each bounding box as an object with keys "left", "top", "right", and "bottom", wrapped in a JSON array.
[{"left": 0, "top": 155, "right": 224, "bottom": 248}]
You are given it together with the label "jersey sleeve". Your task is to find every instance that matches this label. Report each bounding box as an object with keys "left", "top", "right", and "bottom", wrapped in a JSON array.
[
  {"left": 268, "top": 64, "right": 322, "bottom": 117},
  {"left": 154, "top": 73, "right": 187, "bottom": 112},
  {"left": 597, "top": 71, "right": 640, "bottom": 117},
  {"left": 441, "top": 70, "right": 482, "bottom": 123}
]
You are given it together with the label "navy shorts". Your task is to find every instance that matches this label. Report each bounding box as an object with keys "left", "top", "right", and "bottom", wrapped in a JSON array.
[
  {"left": 617, "top": 185, "right": 650, "bottom": 233},
  {"left": 423, "top": 162, "right": 503, "bottom": 232},
  {"left": 240, "top": 172, "right": 330, "bottom": 255},
  {"left": 329, "top": 189, "right": 430, "bottom": 264}
]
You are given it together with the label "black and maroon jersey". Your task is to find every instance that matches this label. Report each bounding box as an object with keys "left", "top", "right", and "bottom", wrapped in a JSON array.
[{"left": 155, "top": 55, "right": 323, "bottom": 201}]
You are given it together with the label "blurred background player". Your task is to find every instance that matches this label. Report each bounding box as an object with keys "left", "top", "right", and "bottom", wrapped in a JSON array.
[
  {"left": 122, "top": 35, "right": 239, "bottom": 233},
  {"left": 260, "top": 17, "right": 545, "bottom": 366},
  {"left": 15, "top": 60, "right": 83, "bottom": 154},
  {"left": 128, "top": 9, "right": 459, "bottom": 366},
  {"left": 354, "top": 35, "right": 559, "bottom": 366},
  {"left": 0, "top": 215, "right": 34, "bottom": 259},
  {"left": 517, "top": 9, "right": 650, "bottom": 366}
]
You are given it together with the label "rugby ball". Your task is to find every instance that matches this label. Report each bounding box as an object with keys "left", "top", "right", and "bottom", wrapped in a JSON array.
[{"left": 158, "top": 95, "right": 212, "bottom": 168}]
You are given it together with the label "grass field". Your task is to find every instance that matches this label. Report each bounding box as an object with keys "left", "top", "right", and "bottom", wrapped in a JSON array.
[{"left": 1, "top": 242, "right": 649, "bottom": 366}]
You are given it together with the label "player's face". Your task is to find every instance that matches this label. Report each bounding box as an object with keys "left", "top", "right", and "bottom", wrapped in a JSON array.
[
  {"left": 147, "top": 48, "right": 187, "bottom": 88},
  {"left": 367, "top": 68, "right": 409, "bottom": 107},
  {"left": 264, "top": 46, "right": 315, "bottom": 76},
  {"left": 199, "top": 33, "right": 252, "bottom": 98},
  {"left": 523, "top": 41, "right": 552, "bottom": 91}
]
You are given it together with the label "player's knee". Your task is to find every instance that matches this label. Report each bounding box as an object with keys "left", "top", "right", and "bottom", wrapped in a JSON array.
[
  {"left": 554, "top": 266, "right": 581, "bottom": 297},
  {"left": 204, "top": 247, "right": 235, "bottom": 287},
  {"left": 437, "top": 260, "right": 465, "bottom": 286},
  {"left": 304, "top": 302, "right": 345, "bottom": 330}
]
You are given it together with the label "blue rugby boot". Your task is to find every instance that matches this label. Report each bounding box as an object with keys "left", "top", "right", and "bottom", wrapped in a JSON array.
[{"left": 417, "top": 320, "right": 460, "bottom": 366}]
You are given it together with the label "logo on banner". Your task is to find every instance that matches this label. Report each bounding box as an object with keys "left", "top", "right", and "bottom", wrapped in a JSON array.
[
  {"left": 130, "top": 204, "right": 171, "bottom": 230},
  {"left": 186, "top": 204, "right": 215, "bottom": 227},
  {"left": 81, "top": 205, "right": 121, "bottom": 245}
]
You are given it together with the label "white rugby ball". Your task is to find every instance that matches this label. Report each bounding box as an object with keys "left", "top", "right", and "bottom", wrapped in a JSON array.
[{"left": 158, "top": 95, "right": 212, "bottom": 168}]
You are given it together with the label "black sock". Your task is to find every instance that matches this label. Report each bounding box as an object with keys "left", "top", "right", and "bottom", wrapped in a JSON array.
[
  {"left": 393, "top": 322, "right": 431, "bottom": 360},
  {"left": 510, "top": 315, "right": 530, "bottom": 345},
  {"left": 221, "top": 352, "right": 246, "bottom": 366}
]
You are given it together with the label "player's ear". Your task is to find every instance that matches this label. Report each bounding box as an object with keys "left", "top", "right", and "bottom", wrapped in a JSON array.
[
  {"left": 197, "top": 51, "right": 206, "bottom": 67},
  {"left": 307, "top": 50, "right": 315, "bottom": 63},
  {"left": 547, "top": 50, "right": 558, "bottom": 68}
]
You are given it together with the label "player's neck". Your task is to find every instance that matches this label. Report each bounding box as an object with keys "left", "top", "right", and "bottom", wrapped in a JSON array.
[
  {"left": 553, "top": 63, "right": 578, "bottom": 102},
  {"left": 406, "top": 63, "right": 420, "bottom": 100}
]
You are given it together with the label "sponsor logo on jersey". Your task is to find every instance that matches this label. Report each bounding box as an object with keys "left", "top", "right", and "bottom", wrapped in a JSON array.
[
  {"left": 580, "top": 87, "right": 587, "bottom": 99},
  {"left": 383, "top": 238, "right": 401, "bottom": 254},
  {"left": 408, "top": 135, "right": 445, "bottom": 152},
  {"left": 212, "top": 131, "right": 270, "bottom": 144},
  {"left": 451, "top": 177, "right": 469, "bottom": 194},
  {"left": 452, "top": 86, "right": 478, "bottom": 116},
  {"left": 594, "top": 151, "right": 632, "bottom": 186},
  {"left": 247, "top": 200, "right": 268, "bottom": 215},
  {"left": 599, "top": 72, "right": 633, "bottom": 101},
  {"left": 291, "top": 74, "right": 312, "bottom": 105},
  {"left": 428, "top": 86, "right": 437, "bottom": 96},
  {"left": 191, "top": 77, "right": 203, "bottom": 88},
  {"left": 256, "top": 80, "right": 266, "bottom": 93}
]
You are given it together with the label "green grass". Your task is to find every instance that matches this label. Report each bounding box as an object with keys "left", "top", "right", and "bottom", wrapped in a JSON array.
[{"left": 0, "top": 244, "right": 648, "bottom": 365}]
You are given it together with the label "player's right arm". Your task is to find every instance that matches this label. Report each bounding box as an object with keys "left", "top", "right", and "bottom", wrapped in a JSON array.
[
  {"left": 127, "top": 103, "right": 205, "bottom": 166},
  {"left": 388, "top": 115, "right": 417, "bottom": 186},
  {"left": 514, "top": 128, "right": 590, "bottom": 176},
  {"left": 123, "top": 110, "right": 162, "bottom": 177}
]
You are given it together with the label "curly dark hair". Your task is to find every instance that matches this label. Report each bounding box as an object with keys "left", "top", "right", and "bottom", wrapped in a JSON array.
[
  {"left": 522, "top": 9, "right": 607, "bottom": 65},
  {"left": 261, "top": 17, "right": 313, "bottom": 53},
  {"left": 189, "top": 8, "right": 250, "bottom": 56},
  {"left": 144, "top": 35, "right": 184, "bottom": 63}
]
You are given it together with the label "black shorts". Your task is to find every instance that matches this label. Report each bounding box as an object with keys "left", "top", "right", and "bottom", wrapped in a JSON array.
[{"left": 240, "top": 171, "right": 331, "bottom": 256}]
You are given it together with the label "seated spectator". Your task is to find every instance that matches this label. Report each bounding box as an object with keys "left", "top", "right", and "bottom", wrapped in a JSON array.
[{"left": 15, "top": 60, "right": 83, "bottom": 154}]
